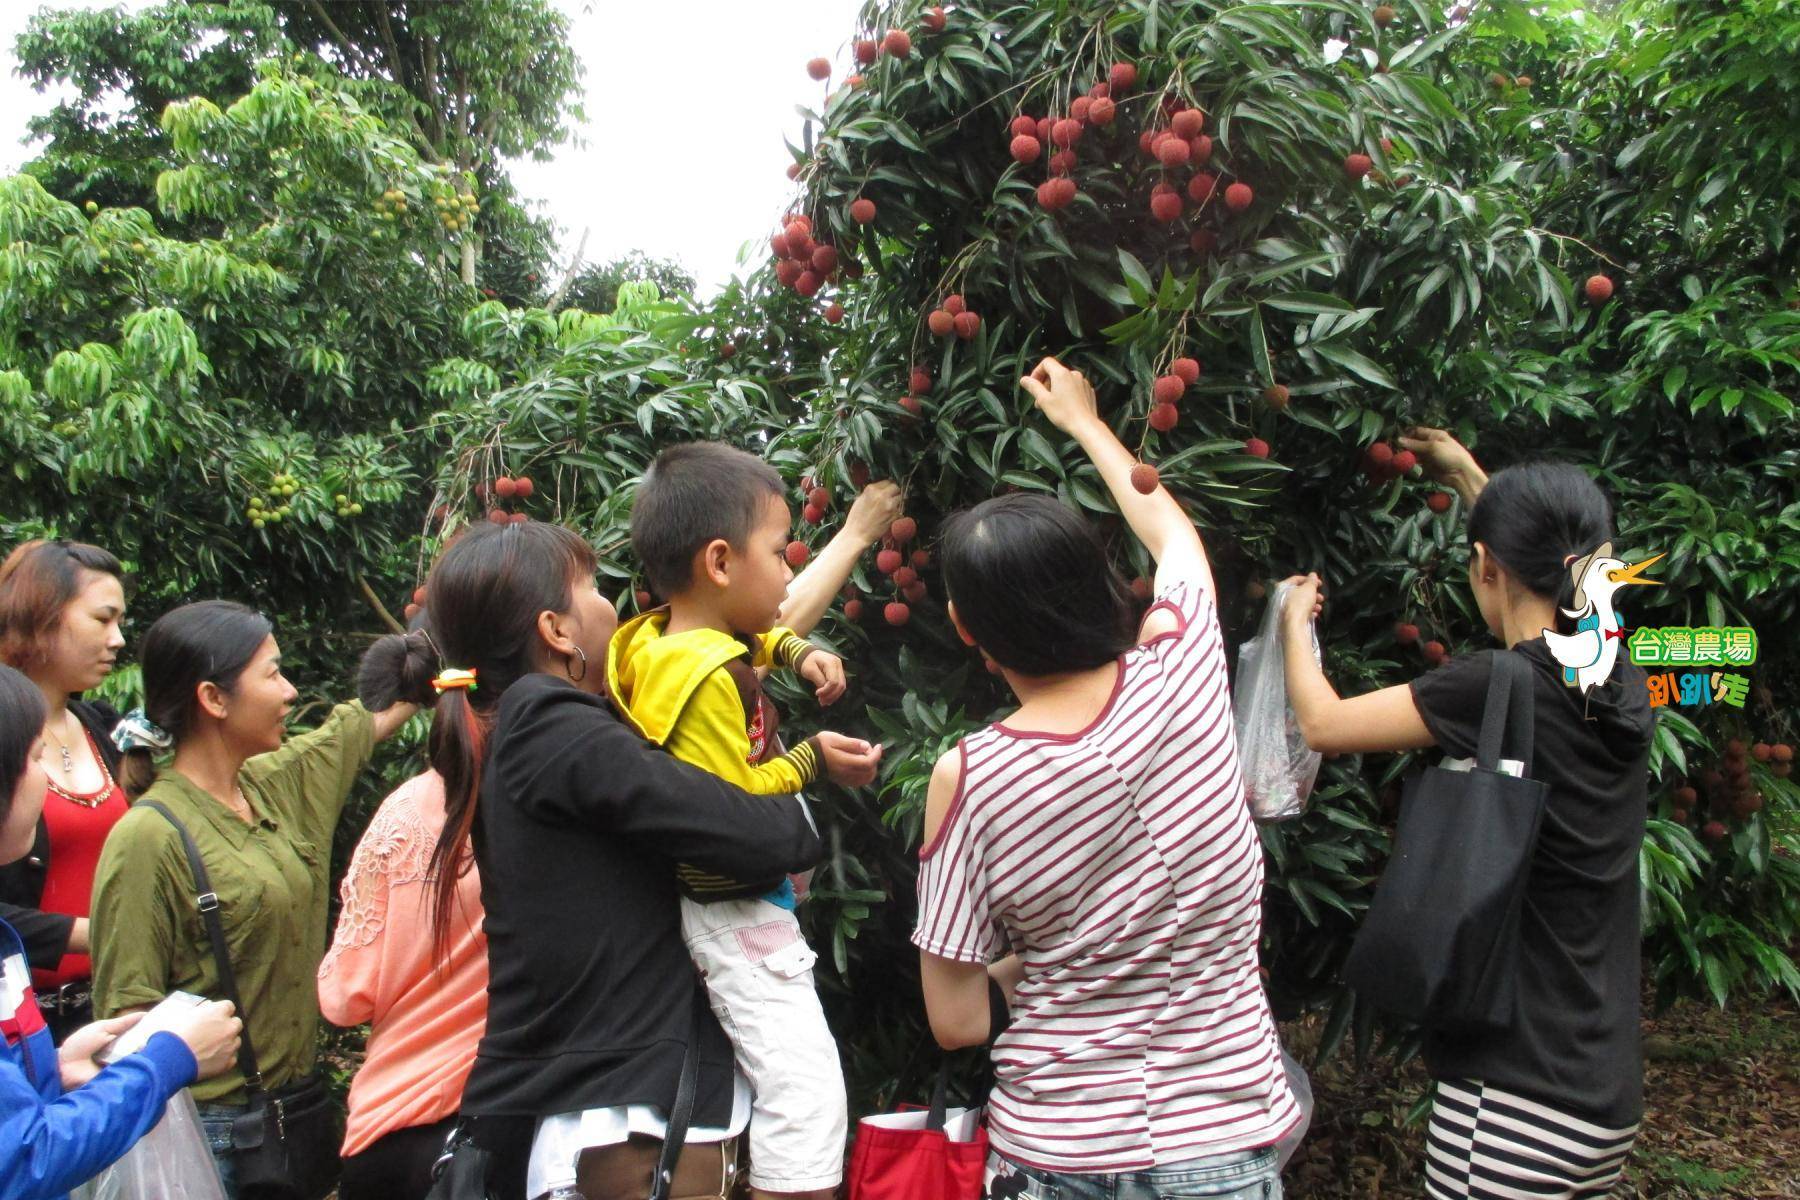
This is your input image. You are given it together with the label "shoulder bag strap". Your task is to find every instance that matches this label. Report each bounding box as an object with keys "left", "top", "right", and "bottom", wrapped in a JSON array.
[
  {"left": 1475, "top": 652, "right": 1520, "bottom": 771},
  {"left": 649, "top": 992, "right": 705, "bottom": 1200},
  {"left": 139, "top": 800, "right": 267, "bottom": 1096}
]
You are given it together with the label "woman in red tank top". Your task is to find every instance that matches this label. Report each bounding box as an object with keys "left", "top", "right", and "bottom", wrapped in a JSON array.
[{"left": 0, "top": 539, "right": 130, "bottom": 1041}]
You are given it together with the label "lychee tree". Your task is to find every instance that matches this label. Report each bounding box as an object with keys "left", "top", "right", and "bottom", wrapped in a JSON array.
[{"left": 692, "top": 0, "right": 1798, "bottom": 1095}]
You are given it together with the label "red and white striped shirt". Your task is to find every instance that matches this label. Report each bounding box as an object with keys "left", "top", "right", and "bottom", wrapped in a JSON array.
[{"left": 914, "top": 580, "right": 1300, "bottom": 1172}]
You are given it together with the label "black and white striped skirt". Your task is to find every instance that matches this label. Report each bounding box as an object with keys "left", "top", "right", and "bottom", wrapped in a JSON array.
[{"left": 1425, "top": 1079, "right": 1639, "bottom": 1199}]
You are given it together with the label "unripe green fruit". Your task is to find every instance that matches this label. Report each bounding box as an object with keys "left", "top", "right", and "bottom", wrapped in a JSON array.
[
  {"left": 252, "top": 518, "right": 266, "bottom": 529},
  {"left": 349, "top": 503, "right": 363, "bottom": 516}
]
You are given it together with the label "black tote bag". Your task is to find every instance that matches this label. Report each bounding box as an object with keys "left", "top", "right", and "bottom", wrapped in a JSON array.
[{"left": 1343, "top": 650, "right": 1549, "bottom": 1032}]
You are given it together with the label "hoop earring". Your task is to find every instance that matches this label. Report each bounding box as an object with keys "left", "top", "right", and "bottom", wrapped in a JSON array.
[{"left": 567, "top": 646, "right": 588, "bottom": 683}]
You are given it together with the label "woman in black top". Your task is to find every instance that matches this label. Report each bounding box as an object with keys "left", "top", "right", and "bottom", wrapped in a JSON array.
[
  {"left": 1277, "top": 433, "right": 1654, "bottom": 1199},
  {"left": 0, "top": 539, "right": 129, "bottom": 1039},
  {"left": 370, "top": 521, "right": 863, "bottom": 1200}
]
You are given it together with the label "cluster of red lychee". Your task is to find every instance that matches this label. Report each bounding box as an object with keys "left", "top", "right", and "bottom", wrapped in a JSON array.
[
  {"left": 770, "top": 214, "right": 861, "bottom": 320},
  {"left": 924, "top": 293, "right": 982, "bottom": 343},
  {"left": 1676, "top": 738, "right": 1791, "bottom": 840},
  {"left": 476, "top": 474, "right": 535, "bottom": 526},
  {"left": 1146, "top": 357, "right": 1201, "bottom": 432},
  {"left": 1393, "top": 620, "right": 1448, "bottom": 666},
  {"left": 852, "top": 515, "right": 928, "bottom": 625}
]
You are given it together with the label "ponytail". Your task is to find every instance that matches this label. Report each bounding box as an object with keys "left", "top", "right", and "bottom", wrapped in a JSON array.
[
  {"left": 408, "top": 521, "right": 598, "bottom": 956},
  {"left": 1466, "top": 462, "right": 1614, "bottom": 634}
]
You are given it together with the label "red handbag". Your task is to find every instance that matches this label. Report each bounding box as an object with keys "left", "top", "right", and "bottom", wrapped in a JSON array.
[{"left": 846, "top": 1065, "right": 988, "bottom": 1200}]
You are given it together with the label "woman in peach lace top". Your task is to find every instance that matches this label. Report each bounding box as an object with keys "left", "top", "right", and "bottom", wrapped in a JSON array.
[{"left": 319, "top": 633, "right": 489, "bottom": 1200}]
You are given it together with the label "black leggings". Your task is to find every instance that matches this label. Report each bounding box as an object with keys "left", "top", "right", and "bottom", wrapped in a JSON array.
[{"left": 339, "top": 1116, "right": 460, "bottom": 1200}]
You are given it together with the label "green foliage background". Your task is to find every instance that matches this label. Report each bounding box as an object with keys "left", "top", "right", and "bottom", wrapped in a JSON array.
[{"left": 2, "top": 0, "right": 1795, "bottom": 1114}]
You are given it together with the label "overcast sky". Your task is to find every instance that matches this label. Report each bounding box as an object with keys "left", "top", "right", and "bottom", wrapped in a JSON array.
[{"left": 0, "top": 0, "right": 864, "bottom": 295}]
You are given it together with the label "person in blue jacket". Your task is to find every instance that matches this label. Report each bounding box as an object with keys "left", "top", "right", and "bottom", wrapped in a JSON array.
[{"left": 1, "top": 663, "right": 243, "bottom": 1200}]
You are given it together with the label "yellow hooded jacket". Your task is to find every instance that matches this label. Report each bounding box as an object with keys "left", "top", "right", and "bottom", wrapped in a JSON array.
[{"left": 607, "top": 609, "right": 821, "bottom": 900}]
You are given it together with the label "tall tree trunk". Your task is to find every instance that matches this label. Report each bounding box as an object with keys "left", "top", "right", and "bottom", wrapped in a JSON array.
[{"left": 461, "top": 237, "right": 477, "bottom": 285}]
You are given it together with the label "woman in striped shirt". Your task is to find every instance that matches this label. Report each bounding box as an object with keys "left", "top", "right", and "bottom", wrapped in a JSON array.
[{"left": 915, "top": 358, "right": 1302, "bottom": 1200}]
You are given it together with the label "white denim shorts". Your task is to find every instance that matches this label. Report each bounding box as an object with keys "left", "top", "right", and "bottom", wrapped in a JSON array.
[{"left": 680, "top": 895, "right": 848, "bottom": 1192}]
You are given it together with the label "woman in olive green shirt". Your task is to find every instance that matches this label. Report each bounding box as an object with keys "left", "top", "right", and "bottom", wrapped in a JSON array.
[{"left": 90, "top": 601, "right": 414, "bottom": 1199}]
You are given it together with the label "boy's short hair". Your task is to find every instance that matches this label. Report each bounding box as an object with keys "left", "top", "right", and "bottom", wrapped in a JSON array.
[{"left": 632, "top": 442, "right": 786, "bottom": 596}]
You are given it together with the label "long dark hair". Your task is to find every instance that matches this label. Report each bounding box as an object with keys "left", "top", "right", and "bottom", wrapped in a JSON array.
[
  {"left": 121, "top": 601, "right": 272, "bottom": 797},
  {"left": 1467, "top": 462, "right": 1615, "bottom": 633},
  {"left": 941, "top": 494, "right": 1136, "bottom": 676},
  {"left": 0, "top": 539, "right": 123, "bottom": 671},
  {"left": 0, "top": 664, "right": 47, "bottom": 822},
  {"left": 373, "top": 522, "right": 596, "bottom": 951}
]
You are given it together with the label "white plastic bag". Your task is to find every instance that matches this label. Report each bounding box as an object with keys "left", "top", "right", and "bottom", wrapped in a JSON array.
[
  {"left": 69, "top": 1089, "right": 226, "bottom": 1200},
  {"left": 1272, "top": 1047, "right": 1314, "bottom": 1170},
  {"left": 1232, "top": 580, "right": 1323, "bottom": 821}
]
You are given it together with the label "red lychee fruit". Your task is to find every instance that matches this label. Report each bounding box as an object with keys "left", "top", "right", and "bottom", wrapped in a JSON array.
[
  {"left": 1367, "top": 441, "right": 1395, "bottom": 468},
  {"left": 1156, "top": 137, "right": 1191, "bottom": 168},
  {"left": 1153, "top": 375, "right": 1186, "bottom": 404},
  {"left": 910, "top": 368, "right": 932, "bottom": 395},
  {"left": 1049, "top": 149, "right": 1077, "bottom": 176},
  {"left": 823, "top": 302, "right": 844, "bottom": 324},
  {"left": 844, "top": 598, "right": 864, "bottom": 620},
  {"left": 1262, "top": 384, "right": 1290, "bottom": 409},
  {"left": 785, "top": 540, "right": 811, "bottom": 567},
  {"left": 1150, "top": 191, "right": 1184, "bottom": 222},
  {"left": 1052, "top": 118, "right": 1084, "bottom": 147},
  {"left": 1191, "top": 134, "right": 1214, "bottom": 164},
  {"left": 923, "top": 6, "right": 946, "bottom": 33},
  {"left": 404, "top": 602, "right": 421, "bottom": 620},
  {"left": 1345, "top": 153, "right": 1373, "bottom": 180},
  {"left": 850, "top": 197, "right": 877, "bottom": 224},
  {"left": 514, "top": 475, "right": 535, "bottom": 499},
  {"left": 954, "top": 311, "right": 981, "bottom": 339},
  {"left": 775, "top": 260, "right": 802, "bottom": 288},
  {"left": 892, "top": 565, "right": 919, "bottom": 587},
  {"left": 1037, "top": 115, "right": 1054, "bottom": 141},
  {"left": 1089, "top": 97, "right": 1117, "bottom": 126},
  {"left": 899, "top": 395, "right": 923, "bottom": 417},
  {"left": 937, "top": 294, "right": 963, "bottom": 315},
  {"left": 877, "top": 548, "right": 903, "bottom": 574},
  {"left": 510, "top": 512, "right": 529, "bottom": 525},
  {"left": 1171, "top": 109, "right": 1205, "bottom": 139},
  {"left": 1010, "top": 115, "right": 1038, "bottom": 139},
  {"left": 1244, "top": 437, "right": 1270, "bottom": 458},
  {"left": 1676, "top": 785, "right": 1699, "bottom": 805},
  {"left": 487, "top": 508, "right": 509, "bottom": 525},
  {"left": 928, "top": 309, "right": 955, "bottom": 336},
  {"left": 1037, "top": 178, "right": 1078, "bottom": 210},
  {"left": 807, "top": 57, "right": 831, "bottom": 81},
  {"left": 903, "top": 579, "right": 928, "bottom": 603},
  {"left": 1010, "top": 134, "right": 1043, "bottom": 164},
  {"left": 846, "top": 73, "right": 864, "bottom": 87},
  {"left": 1773, "top": 744, "right": 1794, "bottom": 763},
  {"left": 1130, "top": 463, "right": 1161, "bottom": 494},
  {"left": 811, "top": 244, "right": 839, "bottom": 273},
  {"left": 1426, "top": 491, "right": 1453, "bottom": 513},
  {"left": 855, "top": 39, "right": 878, "bottom": 65},
  {"left": 412, "top": 585, "right": 428, "bottom": 606},
  {"left": 1392, "top": 449, "right": 1418, "bottom": 473},
  {"left": 795, "top": 270, "right": 822, "bottom": 297},
  {"left": 885, "top": 601, "right": 912, "bottom": 626},
  {"left": 1071, "top": 96, "right": 1092, "bottom": 122},
  {"left": 802, "top": 502, "right": 825, "bottom": 524},
  {"left": 1701, "top": 820, "right": 1728, "bottom": 843},
  {"left": 1190, "top": 228, "right": 1217, "bottom": 255},
  {"left": 1109, "top": 62, "right": 1138, "bottom": 92},
  {"left": 1225, "top": 182, "right": 1254, "bottom": 212},
  {"left": 1172, "top": 357, "right": 1202, "bottom": 384},
  {"left": 771, "top": 233, "right": 791, "bottom": 258},
  {"left": 1395, "top": 622, "right": 1420, "bottom": 645},
  {"left": 1374, "top": 4, "right": 1396, "bottom": 26},
  {"left": 1089, "top": 81, "right": 1110, "bottom": 99},
  {"left": 1187, "top": 172, "right": 1218, "bottom": 203},
  {"left": 890, "top": 516, "right": 918, "bottom": 543},
  {"left": 1423, "top": 640, "right": 1448, "bottom": 665},
  {"left": 1584, "top": 274, "right": 1613, "bottom": 304},
  {"left": 786, "top": 162, "right": 802, "bottom": 181},
  {"left": 1149, "top": 403, "right": 1180, "bottom": 432},
  {"left": 911, "top": 548, "right": 931, "bottom": 569},
  {"left": 807, "top": 485, "right": 829, "bottom": 509},
  {"left": 495, "top": 476, "right": 518, "bottom": 498},
  {"left": 882, "top": 29, "right": 912, "bottom": 58},
  {"left": 1139, "top": 130, "right": 1158, "bottom": 157}
]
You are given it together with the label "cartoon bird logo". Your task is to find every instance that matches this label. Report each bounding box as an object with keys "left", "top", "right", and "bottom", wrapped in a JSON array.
[{"left": 1542, "top": 541, "right": 1663, "bottom": 696}]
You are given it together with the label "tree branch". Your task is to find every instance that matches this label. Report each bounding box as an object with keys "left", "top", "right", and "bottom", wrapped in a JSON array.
[
  {"left": 547, "top": 227, "right": 590, "bottom": 311},
  {"left": 355, "top": 570, "right": 407, "bottom": 635},
  {"left": 302, "top": 0, "right": 374, "bottom": 76}
]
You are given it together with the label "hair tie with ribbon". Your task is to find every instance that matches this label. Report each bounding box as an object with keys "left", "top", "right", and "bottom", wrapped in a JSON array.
[
  {"left": 432, "top": 668, "right": 478, "bottom": 694},
  {"left": 111, "top": 710, "right": 174, "bottom": 754}
]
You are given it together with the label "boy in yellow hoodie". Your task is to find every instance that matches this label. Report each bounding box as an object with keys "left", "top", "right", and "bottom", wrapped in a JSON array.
[{"left": 606, "top": 442, "right": 885, "bottom": 1200}]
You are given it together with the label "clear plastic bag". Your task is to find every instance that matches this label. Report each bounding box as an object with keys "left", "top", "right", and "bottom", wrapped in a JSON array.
[
  {"left": 1232, "top": 580, "right": 1323, "bottom": 821},
  {"left": 69, "top": 1089, "right": 226, "bottom": 1200},
  {"left": 1272, "top": 1047, "right": 1314, "bottom": 1170}
]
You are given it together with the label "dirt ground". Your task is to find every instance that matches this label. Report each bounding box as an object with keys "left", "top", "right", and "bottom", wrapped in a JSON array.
[{"left": 1280, "top": 996, "right": 1800, "bottom": 1198}]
